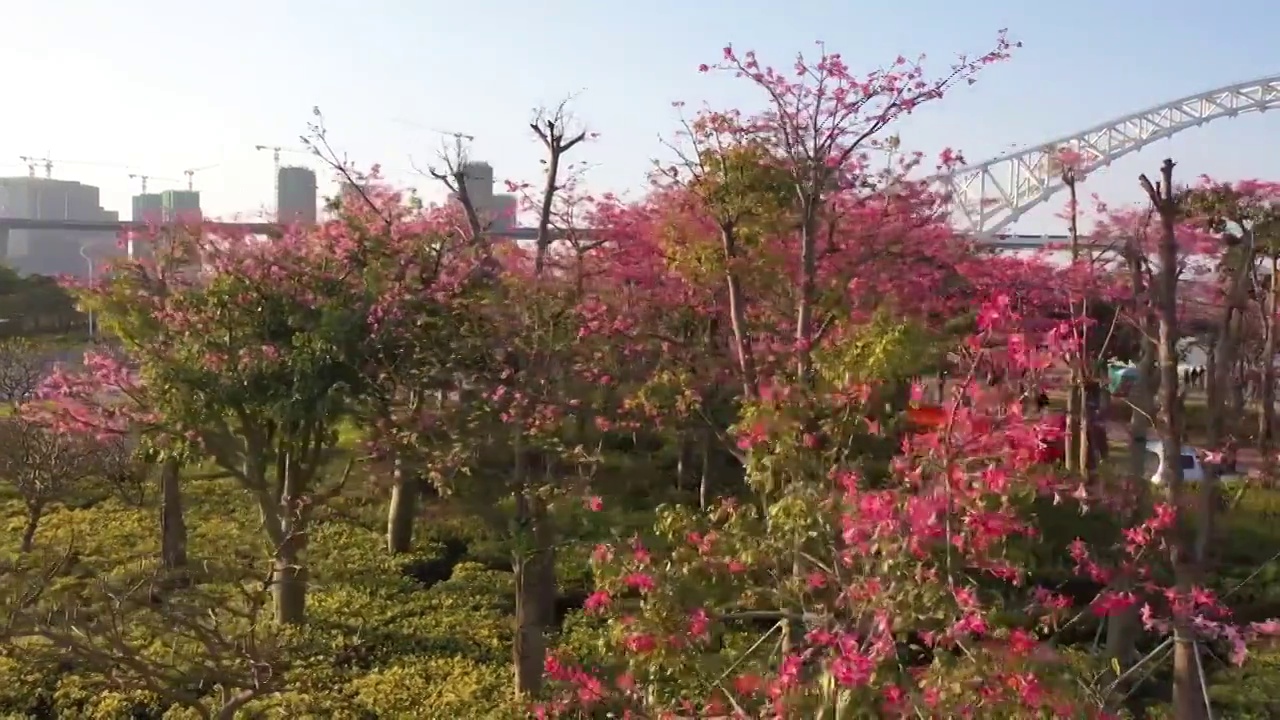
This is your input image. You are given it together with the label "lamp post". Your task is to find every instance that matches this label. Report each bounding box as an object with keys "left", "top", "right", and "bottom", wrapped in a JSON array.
[{"left": 78, "top": 243, "right": 94, "bottom": 339}]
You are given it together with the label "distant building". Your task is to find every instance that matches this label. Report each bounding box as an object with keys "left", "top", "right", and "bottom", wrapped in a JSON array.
[
  {"left": 277, "top": 166, "right": 317, "bottom": 225},
  {"left": 131, "top": 193, "right": 163, "bottom": 223},
  {"left": 447, "top": 161, "right": 519, "bottom": 231},
  {"left": 0, "top": 177, "right": 118, "bottom": 277},
  {"left": 161, "top": 190, "right": 201, "bottom": 223}
]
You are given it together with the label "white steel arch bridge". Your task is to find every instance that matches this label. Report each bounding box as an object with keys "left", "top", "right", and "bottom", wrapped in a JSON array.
[{"left": 939, "top": 73, "right": 1280, "bottom": 236}]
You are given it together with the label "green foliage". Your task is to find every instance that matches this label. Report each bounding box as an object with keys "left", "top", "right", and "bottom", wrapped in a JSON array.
[
  {"left": 814, "top": 310, "right": 939, "bottom": 388},
  {"left": 0, "top": 469, "right": 676, "bottom": 719},
  {"left": 0, "top": 266, "right": 84, "bottom": 338},
  {"left": 692, "top": 142, "right": 796, "bottom": 241}
]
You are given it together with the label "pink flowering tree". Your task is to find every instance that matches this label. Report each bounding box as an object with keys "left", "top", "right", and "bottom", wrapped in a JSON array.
[
  {"left": 520, "top": 38, "right": 1280, "bottom": 718},
  {"left": 541, "top": 281, "right": 1280, "bottom": 717},
  {"left": 37, "top": 203, "right": 474, "bottom": 625}
]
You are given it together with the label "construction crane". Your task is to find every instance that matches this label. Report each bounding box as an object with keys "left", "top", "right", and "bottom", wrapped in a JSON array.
[
  {"left": 254, "top": 144, "right": 309, "bottom": 174},
  {"left": 390, "top": 118, "right": 476, "bottom": 144},
  {"left": 128, "top": 173, "right": 178, "bottom": 194},
  {"left": 254, "top": 145, "right": 311, "bottom": 221},
  {"left": 16, "top": 155, "right": 134, "bottom": 180},
  {"left": 428, "top": 128, "right": 476, "bottom": 162},
  {"left": 429, "top": 127, "right": 475, "bottom": 142},
  {"left": 182, "top": 164, "right": 219, "bottom": 191},
  {"left": 19, "top": 155, "right": 53, "bottom": 178}
]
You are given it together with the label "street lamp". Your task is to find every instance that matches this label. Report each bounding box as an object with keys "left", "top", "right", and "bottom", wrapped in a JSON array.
[{"left": 78, "top": 243, "right": 94, "bottom": 339}]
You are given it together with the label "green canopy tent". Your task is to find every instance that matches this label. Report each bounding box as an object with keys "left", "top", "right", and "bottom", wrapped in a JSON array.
[{"left": 1108, "top": 364, "right": 1140, "bottom": 397}]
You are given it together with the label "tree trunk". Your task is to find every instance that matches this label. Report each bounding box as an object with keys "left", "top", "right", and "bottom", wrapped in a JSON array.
[
  {"left": 675, "top": 438, "right": 687, "bottom": 495},
  {"left": 1230, "top": 357, "right": 1246, "bottom": 419},
  {"left": 386, "top": 454, "right": 420, "bottom": 554},
  {"left": 794, "top": 209, "right": 818, "bottom": 383},
  {"left": 512, "top": 491, "right": 554, "bottom": 698},
  {"left": 272, "top": 461, "right": 310, "bottom": 625},
  {"left": 1065, "top": 175, "right": 1083, "bottom": 477},
  {"left": 1107, "top": 315, "right": 1155, "bottom": 686},
  {"left": 698, "top": 429, "right": 713, "bottom": 511},
  {"left": 1263, "top": 264, "right": 1278, "bottom": 463},
  {"left": 1263, "top": 265, "right": 1278, "bottom": 457},
  {"left": 720, "top": 225, "right": 758, "bottom": 399},
  {"left": 272, "top": 529, "right": 308, "bottom": 625},
  {"left": 1143, "top": 159, "right": 1208, "bottom": 720},
  {"left": 159, "top": 457, "right": 187, "bottom": 571},
  {"left": 1201, "top": 255, "right": 1252, "bottom": 564},
  {"left": 20, "top": 503, "right": 42, "bottom": 553},
  {"left": 1079, "top": 381, "right": 1093, "bottom": 476},
  {"left": 1065, "top": 371, "right": 1081, "bottom": 474}
]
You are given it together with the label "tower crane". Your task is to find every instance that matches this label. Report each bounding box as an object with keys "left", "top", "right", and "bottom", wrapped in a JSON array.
[
  {"left": 429, "top": 127, "right": 475, "bottom": 142},
  {"left": 182, "top": 164, "right": 219, "bottom": 191},
  {"left": 16, "top": 156, "right": 134, "bottom": 180},
  {"left": 427, "top": 128, "right": 476, "bottom": 163},
  {"left": 18, "top": 155, "right": 53, "bottom": 178},
  {"left": 253, "top": 144, "right": 309, "bottom": 174},
  {"left": 129, "top": 173, "right": 178, "bottom": 194},
  {"left": 390, "top": 119, "right": 476, "bottom": 144},
  {"left": 254, "top": 144, "right": 310, "bottom": 221}
]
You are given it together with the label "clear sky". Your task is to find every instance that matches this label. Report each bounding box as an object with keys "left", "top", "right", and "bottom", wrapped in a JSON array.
[{"left": 1, "top": 0, "right": 1277, "bottom": 233}]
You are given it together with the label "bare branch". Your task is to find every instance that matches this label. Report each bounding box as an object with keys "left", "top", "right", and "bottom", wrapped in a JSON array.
[
  {"left": 0, "top": 338, "right": 46, "bottom": 406},
  {"left": 6, "top": 560, "right": 291, "bottom": 719}
]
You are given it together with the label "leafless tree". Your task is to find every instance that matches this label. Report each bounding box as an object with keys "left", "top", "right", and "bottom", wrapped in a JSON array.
[
  {"left": 1141, "top": 158, "right": 1209, "bottom": 720},
  {"left": 97, "top": 436, "right": 149, "bottom": 507},
  {"left": 6, "top": 558, "right": 289, "bottom": 720},
  {"left": 0, "top": 418, "right": 104, "bottom": 552},
  {"left": 529, "top": 99, "right": 589, "bottom": 275},
  {"left": 0, "top": 337, "right": 46, "bottom": 407},
  {"left": 416, "top": 130, "right": 486, "bottom": 241}
]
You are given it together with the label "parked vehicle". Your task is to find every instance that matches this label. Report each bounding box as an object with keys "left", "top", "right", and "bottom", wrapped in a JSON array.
[{"left": 1144, "top": 440, "right": 1239, "bottom": 485}]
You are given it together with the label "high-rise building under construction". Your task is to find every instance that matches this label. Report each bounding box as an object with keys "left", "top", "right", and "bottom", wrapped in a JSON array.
[
  {"left": 161, "top": 190, "right": 201, "bottom": 223},
  {"left": 131, "top": 193, "right": 163, "bottom": 223},
  {"left": 277, "top": 166, "right": 317, "bottom": 225}
]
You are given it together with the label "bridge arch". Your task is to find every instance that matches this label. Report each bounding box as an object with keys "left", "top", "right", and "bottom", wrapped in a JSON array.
[{"left": 939, "top": 74, "right": 1280, "bottom": 235}]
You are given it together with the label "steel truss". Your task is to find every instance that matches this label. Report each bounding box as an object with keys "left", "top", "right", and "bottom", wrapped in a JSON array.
[{"left": 938, "top": 74, "right": 1280, "bottom": 234}]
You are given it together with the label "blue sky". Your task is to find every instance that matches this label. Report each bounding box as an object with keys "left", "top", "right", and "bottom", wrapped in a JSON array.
[{"left": 1, "top": 0, "right": 1277, "bottom": 232}]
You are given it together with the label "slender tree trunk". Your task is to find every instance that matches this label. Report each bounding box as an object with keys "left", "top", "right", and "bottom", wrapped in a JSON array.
[
  {"left": 1079, "top": 298, "right": 1095, "bottom": 480},
  {"left": 1079, "top": 380, "right": 1093, "bottom": 476},
  {"left": 1065, "top": 373, "right": 1081, "bottom": 474},
  {"left": 794, "top": 209, "right": 818, "bottom": 383},
  {"left": 1107, "top": 315, "right": 1155, "bottom": 685},
  {"left": 512, "top": 499, "right": 555, "bottom": 698},
  {"left": 159, "top": 457, "right": 187, "bottom": 571},
  {"left": 272, "top": 462, "right": 309, "bottom": 625},
  {"left": 698, "top": 428, "right": 713, "bottom": 510},
  {"left": 531, "top": 499, "right": 556, "bottom": 629},
  {"left": 1143, "top": 159, "right": 1208, "bottom": 720},
  {"left": 513, "top": 548, "right": 547, "bottom": 698},
  {"left": 1230, "top": 356, "right": 1246, "bottom": 419},
  {"left": 386, "top": 453, "right": 420, "bottom": 554},
  {"left": 1065, "top": 175, "right": 1083, "bottom": 476},
  {"left": 533, "top": 152, "right": 561, "bottom": 275},
  {"left": 20, "top": 502, "right": 42, "bottom": 553},
  {"left": 720, "top": 224, "right": 758, "bottom": 399},
  {"left": 675, "top": 438, "right": 687, "bottom": 495},
  {"left": 1201, "top": 247, "right": 1253, "bottom": 564},
  {"left": 1262, "top": 263, "right": 1278, "bottom": 463},
  {"left": 272, "top": 532, "right": 308, "bottom": 624},
  {"left": 511, "top": 431, "right": 553, "bottom": 698}
]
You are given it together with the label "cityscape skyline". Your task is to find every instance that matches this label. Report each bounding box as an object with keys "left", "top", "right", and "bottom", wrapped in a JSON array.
[
  {"left": 4, "top": 1, "right": 1280, "bottom": 240},
  {"left": 0, "top": 159, "right": 526, "bottom": 277}
]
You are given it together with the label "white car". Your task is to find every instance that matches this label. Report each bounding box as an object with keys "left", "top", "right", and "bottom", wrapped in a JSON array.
[{"left": 1144, "top": 440, "right": 1238, "bottom": 485}]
